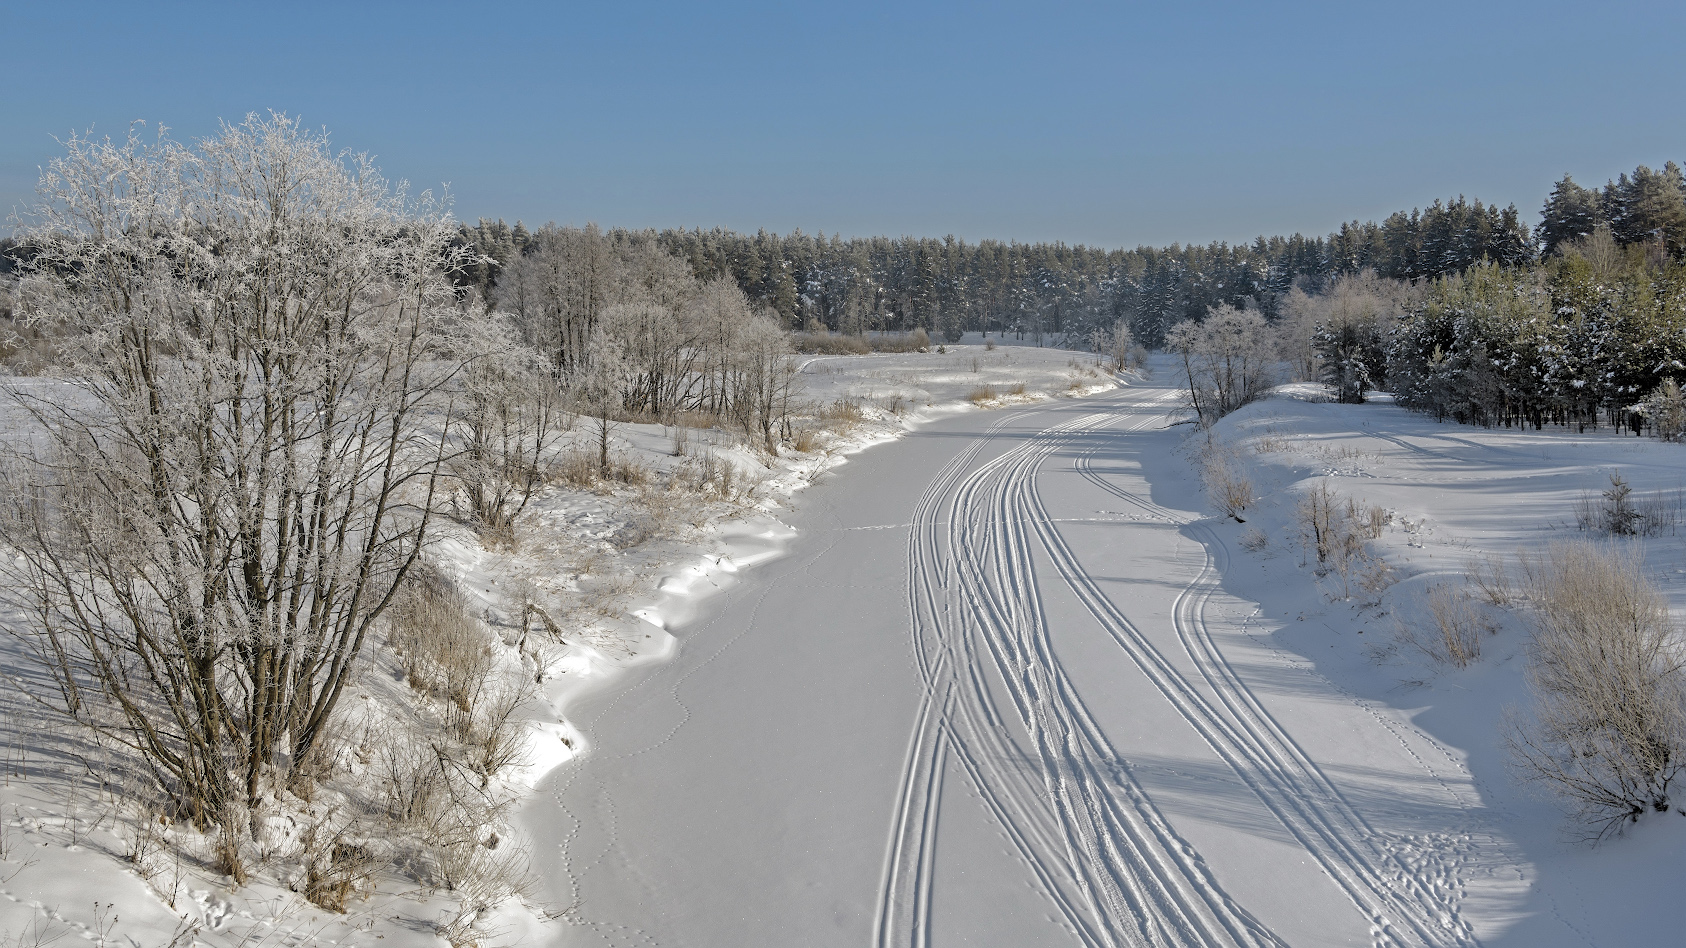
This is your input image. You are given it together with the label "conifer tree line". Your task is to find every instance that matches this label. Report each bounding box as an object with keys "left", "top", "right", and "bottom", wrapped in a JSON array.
[
  {"left": 10, "top": 156, "right": 1685, "bottom": 437},
  {"left": 1276, "top": 164, "right": 1686, "bottom": 436},
  {"left": 440, "top": 159, "right": 1686, "bottom": 438},
  {"left": 450, "top": 193, "right": 1550, "bottom": 350},
  {"left": 1378, "top": 229, "right": 1686, "bottom": 435}
]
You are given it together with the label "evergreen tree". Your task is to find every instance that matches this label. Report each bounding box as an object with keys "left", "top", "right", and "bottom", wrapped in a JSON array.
[
  {"left": 1540, "top": 174, "right": 1603, "bottom": 256},
  {"left": 1608, "top": 163, "right": 1686, "bottom": 255}
]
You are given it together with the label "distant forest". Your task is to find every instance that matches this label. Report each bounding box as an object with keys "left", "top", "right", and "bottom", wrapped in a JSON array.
[{"left": 448, "top": 162, "right": 1685, "bottom": 349}]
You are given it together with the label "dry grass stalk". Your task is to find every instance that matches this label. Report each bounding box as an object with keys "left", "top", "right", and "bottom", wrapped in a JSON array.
[
  {"left": 301, "top": 816, "right": 378, "bottom": 913},
  {"left": 1425, "top": 584, "right": 1482, "bottom": 667},
  {"left": 1464, "top": 553, "right": 1517, "bottom": 606},
  {"left": 1298, "top": 480, "right": 1393, "bottom": 601},
  {"left": 791, "top": 428, "right": 822, "bottom": 453},
  {"left": 213, "top": 820, "right": 249, "bottom": 886},
  {"left": 389, "top": 577, "right": 494, "bottom": 720},
  {"left": 1238, "top": 528, "right": 1269, "bottom": 552},
  {"left": 553, "top": 445, "right": 651, "bottom": 490},
  {"left": 1199, "top": 443, "right": 1254, "bottom": 522},
  {"left": 1510, "top": 541, "right": 1686, "bottom": 839}
]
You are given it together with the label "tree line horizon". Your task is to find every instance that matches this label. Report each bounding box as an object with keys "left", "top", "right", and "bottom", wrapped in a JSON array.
[{"left": 444, "top": 161, "right": 1686, "bottom": 349}]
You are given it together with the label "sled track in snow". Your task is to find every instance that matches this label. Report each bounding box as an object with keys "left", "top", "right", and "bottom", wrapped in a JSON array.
[{"left": 876, "top": 385, "right": 1480, "bottom": 948}]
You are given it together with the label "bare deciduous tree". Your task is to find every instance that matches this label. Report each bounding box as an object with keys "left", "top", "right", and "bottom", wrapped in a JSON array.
[
  {"left": 0, "top": 114, "right": 477, "bottom": 822},
  {"left": 576, "top": 323, "right": 628, "bottom": 477},
  {"left": 1166, "top": 304, "right": 1274, "bottom": 425},
  {"left": 732, "top": 309, "right": 801, "bottom": 453},
  {"left": 449, "top": 314, "right": 565, "bottom": 540},
  {"left": 503, "top": 223, "right": 615, "bottom": 377}
]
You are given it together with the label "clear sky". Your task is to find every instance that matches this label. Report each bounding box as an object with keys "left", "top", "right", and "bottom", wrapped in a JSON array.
[{"left": 4, "top": 0, "right": 1685, "bottom": 248}]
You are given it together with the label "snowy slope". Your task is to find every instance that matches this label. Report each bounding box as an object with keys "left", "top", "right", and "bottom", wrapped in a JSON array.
[
  {"left": 0, "top": 341, "right": 1114, "bottom": 947},
  {"left": 3, "top": 344, "right": 1678, "bottom": 947},
  {"left": 520, "top": 360, "right": 1682, "bottom": 947},
  {"left": 1195, "top": 383, "right": 1686, "bottom": 948}
]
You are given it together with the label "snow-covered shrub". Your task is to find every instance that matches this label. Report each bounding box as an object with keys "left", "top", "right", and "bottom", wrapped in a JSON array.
[
  {"left": 1509, "top": 541, "right": 1686, "bottom": 839},
  {"left": 436, "top": 839, "right": 533, "bottom": 947},
  {"left": 1398, "top": 583, "right": 1485, "bottom": 667},
  {"left": 1643, "top": 378, "right": 1686, "bottom": 442},
  {"left": 674, "top": 449, "right": 760, "bottom": 504},
  {"left": 1464, "top": 553, "right": 1518, "bottom": 606},
  {"left": 1297, "top": 481, "right": 1393, "bottom": 601},
  {"left": 1198, "top": 441, "right": 1253, "bottom": 522},
  {"left": 301, "top": 815, "right": 380, "bottom": 913},
  {"left": 1573, "top": 471, "right": 1680, "bottom": 537}
]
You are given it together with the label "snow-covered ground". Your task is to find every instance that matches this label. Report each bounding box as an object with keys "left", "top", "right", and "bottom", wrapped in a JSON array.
[
  {"left": 2, "top": 344, "right": 1680, "bottom": 947},
  {"left": 512, "top": 357, "right": 1683, "bottom": 947},
  {"left": 0, "top": 340, "right": 1115, "bottom": 947},
  {"left": 1194, "top": 380, "right": 1686, "bottom": 947}
]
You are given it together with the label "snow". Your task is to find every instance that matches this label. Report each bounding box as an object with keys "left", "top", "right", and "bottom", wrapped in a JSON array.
[
  {"left": 1197, "top": 380, "right": 1686, "bottom": 947},
  {"left": 0, "top": 340, "right": 1115, "bottom": 947},
  {"left": 2, "top": 343, "right": 1680, "bottom": 946},
  {"left": 514, "top": 354, "right": 1682, "bottom": 947}
]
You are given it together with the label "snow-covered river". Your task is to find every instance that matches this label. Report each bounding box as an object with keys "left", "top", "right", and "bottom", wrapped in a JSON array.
[{"left": 519, "top": 376, "right": 1506, "bottom": 947}]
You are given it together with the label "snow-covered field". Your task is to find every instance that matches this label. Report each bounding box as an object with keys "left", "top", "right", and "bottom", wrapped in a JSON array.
[
  {"left": 1195, "top": 381, "right": 1686, "bottom": 947},
  {"left": 0, "top": 340, "right": 1115, "bottom": 947},
  {"left": 1, "top": 345, "right": 1680, "bottom": 947}
]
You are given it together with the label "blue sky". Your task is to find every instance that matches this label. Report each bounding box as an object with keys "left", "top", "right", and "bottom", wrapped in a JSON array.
[{"left": 4, "top": 0, "right": 1684, "bottom": 248}]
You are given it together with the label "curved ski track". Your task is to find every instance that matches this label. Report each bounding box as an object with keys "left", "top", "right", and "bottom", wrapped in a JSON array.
[{"left": 875, "top": 387, "right": 1480, "bottom": 948}]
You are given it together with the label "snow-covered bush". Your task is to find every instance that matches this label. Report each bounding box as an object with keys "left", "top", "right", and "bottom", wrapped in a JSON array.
[
  {"left": 0, "top": 113, "right": 476, "bottom": 824},
  {"left": 1397, "top": 583, "right": 1486, "bottom": 668},
  {"left": 1166, "top": 305, "right": 1274, "bottom": 425},
  {"left": 1297, "top": 481, "right": 1392, "bottom": 600},
  {"left": 1510, "top": 541, "right": 1686, "bottom": 839},
  {"left": 1464, "top": 553, "right": 1518, "bottom": 607},
  {"left": 1643, "top": 378, "right": 1686, "bottom": 442},
  {"left": 1198, "top": 441, "right": 1253, "bottom": 522}
]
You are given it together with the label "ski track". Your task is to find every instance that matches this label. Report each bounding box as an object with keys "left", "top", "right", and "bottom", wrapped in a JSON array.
[{"left": 876, "top": 383, "right": 1492, "bottom": 948}]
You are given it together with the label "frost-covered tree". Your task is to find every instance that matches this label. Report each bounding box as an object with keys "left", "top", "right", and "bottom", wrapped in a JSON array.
[
  {"left": 0, "top": 114, "right": 478, "bottom": 822},
  {"left": 1641, "top": 379, "right": 1686, "bottom": 442},
  {"left": 732, "top": 310, "right": 800, "bottom": 452},
  {"left": 449, "top": 314, "right": 565, "bottom": 537},
  {"left": 576, "top": 323, "right": 628, "bottom": 477},
  {"left": 1167, "top": 305, "right": 1273, "bottom": 425}
]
